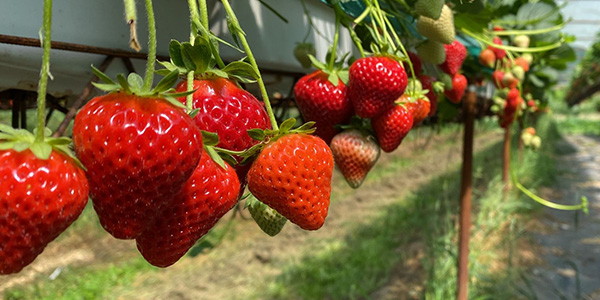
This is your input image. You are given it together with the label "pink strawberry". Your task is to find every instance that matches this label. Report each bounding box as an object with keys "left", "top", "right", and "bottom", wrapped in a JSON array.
[
  {"left": 439, "top": 40, "right": 467, "bottom": 75},
  {"left": 293, "top": 70, "right": 353, "bottom": 144},
  {"left": 330, "top": 129, "right": 380, "bottom": 188},
  {"left": 348, "top": 56, "right": 408, "bottom": 118},
  {"left": 136, "top": 150, "right": 240, "bottom": 267},
  {"left": 444, "top": 73, "right": 467, "bottom": 103},
  {"left": 371, "top": 104, "right": 414, "bottom": 153}
]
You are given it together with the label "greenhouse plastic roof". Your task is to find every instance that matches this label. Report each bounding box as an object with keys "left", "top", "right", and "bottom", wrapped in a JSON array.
[{"left": 557, "top": 0, "right": 600, "bottom": 50}]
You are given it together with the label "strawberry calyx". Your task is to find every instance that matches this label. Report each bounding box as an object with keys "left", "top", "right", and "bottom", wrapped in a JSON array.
[
  {"left": 404, "top": 78, "right": 430, "bottom": 102},
  {"left": 0, "top": 124, "right": 85, "bottom": 169},
  {"left": 307, "top": 53, "right": 350, "bottom": 86},
  {"left": 90, "top": 66, "right": 193, "bottom": 110}
]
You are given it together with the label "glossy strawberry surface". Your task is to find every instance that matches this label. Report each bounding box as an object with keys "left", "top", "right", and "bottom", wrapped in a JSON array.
[
  {"left": 405, "top": 96, "right": 431, "bottom": 126},
  {"left": 73, "top": 92, "right": 202, "bottom": 239},
  {"left": 371, "top": 104, "right": 414, "bottom": 153},
  {"left": 330, "top": 130, "right": 380, "bottom": 188},
  {"left": 136, "top": 150, "right": 239, "bottom": 267},
  {"left": 439, "top": 40, "right": 467, "bottom": 75},
  {"left": 247, "top": 134, "right": 334, "bottom": 230},
  {"left": 444, "top": 73, "right": 467, "bottom": 104},
  {"left": 294, "top": 70, "right": 353, "bottom": 144},
  {"left": 348, "top": 56, "right": 408, "bottom": 118},
  {"left": 0, "top": 149, "right": 88, "bottom": 274}
]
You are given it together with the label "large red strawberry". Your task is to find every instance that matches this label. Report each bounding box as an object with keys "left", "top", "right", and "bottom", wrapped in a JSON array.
[
  {"left": 330, "top": 129, "right": 380, "bottom": 188},
  {"left": 444, "top": 73, "right": 467, "bottom": 103},
  {"left": 371, "top": 103, "right": 414, "bottom": 153},
  {"left": 348, "top": 56, "right": 408, "bottom": 118},
  {"left": 0, "top": 149, "right": 88, "bottom": 274},
  {"left": 439, "top": 40, "right": 467, "bottom": 75},
  {"left": 175, "top": 78, "right": 270, "bottom": 191},
  {"left": 73, "top": 93, "right": 203, "bottom": 239},
  {"left": 247, "top": 134, "right": 333, "bottom": 230},
  {"left": 293, "top": 70, "right": 353, "bottom": 144},
  {"left": 403, "top": 52, "right": 423, "bottom": 77},
  {"left": 419, "top": 75, "right": 438, "bottom": 117},
  {"left": 136, "top": 150, "right": 240, "bottom": 267}
]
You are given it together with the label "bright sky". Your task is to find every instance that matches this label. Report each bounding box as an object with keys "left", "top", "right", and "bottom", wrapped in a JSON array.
[{"left": 557, "top": 0, "right": 600, "bottom": 51}]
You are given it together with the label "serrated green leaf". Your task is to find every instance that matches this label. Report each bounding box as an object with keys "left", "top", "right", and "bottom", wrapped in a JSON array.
[
  {"left": 169, "top": 40, "right": 185, "bottom": 68},
  {"left": 30, "top": 142, "right": 52, "bottom": 160},
  {"left": 127, "top": 73, "right": 144, "bottom": 91},
  {"left": 279, "top": 118, "right": 296, "bottom": 132},
  {"left": 189, "top": 108, "right": 200, "bottom": 118},
  {"left": 247, "top": 128, "right": 266, "bottom": 141},
  {"left": 222, "top": 61, "right": 259, "bottom": 80},
  {"left": 308, "top": 55, "right": 327, "bottom": 70},
  {"left": 91, "top": 65, "right": 116, "bottom": 84},
  {"left": 207, "top": 69, "right": 229, "bottom": 78},
  {"left": 163, "top": 96, "right": 187, "bottom": 109},
  {"left": 13, "top": 142, "right": 30, "bottom": 152},
  {"left": 92, "top": 82, "right": 121, "bottom": 92},
  {"left": 206, "top": 146, "right": 226, "bottom": 170},
  {"left": 152, "top": 70, "right": 179, "bottom": 94},
  {"left": 220, "top": 152, "right": 237, "bottom": 167},
  {"left": 116, "top": 74, "right": 131, "bottom": 93},
  {"left": 180, "top": 42, "right": 197, "bottom": 71},
  {"left": 187, "top": 39, "right": 212, "bottom": 73},
  {"left": 295, "top": 121, "right": 316, "bottom": 131},
  {"left": 201, "top": 130, "right": 220, "bottom": 146},
  {"left": 226, "top": 18, "right": 241, "bottom": 48}
]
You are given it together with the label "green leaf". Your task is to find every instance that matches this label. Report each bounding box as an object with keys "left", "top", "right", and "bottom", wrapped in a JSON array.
[
  {"left": 189, "top": 108, "right": 200, "bottom": 118},
  {"left": 0, "top": 123, "right": 17, "bottom": 134},
  {"left": 279, "top": 118, "right": 296, "bottom": 132},
  {"left": 0, "top": 141, "right": 16, "bottom": 150},
  {"left": 205, "top": 146, "right": 227, "bottom": 170},
  {"left": 152, "top": 70, "right": 179, "bottom": 94},
  {"left": 207, "top": 69, "right": 229, "bottom": 78},
  {"left": 201, "top": 130, "right": 220, "bottom": 146},
  {"left": 127, "top": 73, "right": 144, "bottom": 91},
  {"left": 91, "top": 65, "right": 116, "bottom": 84},
  {"left": 116, "top": 74, "right": 131, "bottom": 93},
  {"left": 30, "top": 142, "right": 52, "bottom": 160},
  {"left": 247, "top": 128, "right": 266, "bottom": 141},
  {"left": 220, "top": 152, "right": 238, "bottom": 167},
  {"left": 13, "top": 142, "right": 30, "bottom": 152},
  {"left": 222, "top": 61, "right": 259, "bottom": 80},
  {"left": 516, "top": 3, "right": 560, "bottom": 26},
  {"left": 337, "top": 70, "right": 349, "bottom": 85},
  {"left": 180, "top": 42, "right": 197, "bottom": 71},
  {"left": 295, "top": 121, "right": 316, "bottom": 131},
  {"left": 163, "top": 96, "right": 187, "bottom": 109},
  {"left": 165, "top": 89, "right": 196, "bottom": 98},
  {"left": 92, "top": 82, "right": 121, "bottom": 92},
  {"left": 169, "top": 40, "right": 185, "bottom": 68},
  {"left": 188, "top": 39, "right": 212, "bottom": 73},
  {"left": 47, "top": 137, "right": 72, "bottom": 146},
  {"left": 308, "top": 55, "right": 327, "bottom": 70},
  {"left": 327, "top": 73, "right": 339, "bottom": 86}
]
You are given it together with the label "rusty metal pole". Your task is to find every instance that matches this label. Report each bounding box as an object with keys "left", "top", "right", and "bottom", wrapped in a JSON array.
[
  {"left": 457, "top": 88, "right": 476, "bottom": 300},
  {"left": 502, "top": 125, "right": 511, "bottom": 199}
]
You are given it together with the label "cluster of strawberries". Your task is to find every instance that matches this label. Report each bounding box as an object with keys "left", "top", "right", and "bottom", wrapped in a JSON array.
[{"left": 294, "top": 39, "right": 467, "bottom": 189}]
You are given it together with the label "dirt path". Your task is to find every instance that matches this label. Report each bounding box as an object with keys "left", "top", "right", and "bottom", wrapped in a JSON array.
[
  {"left": 0, "top": 127, "right": 501, "bottom": 299},
  {"left": 528, "top": 135, "right": 600, "bottom": 299}
]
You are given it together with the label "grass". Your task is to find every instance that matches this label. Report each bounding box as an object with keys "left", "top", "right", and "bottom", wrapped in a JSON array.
[
  {"left": 253, "top": 115, "right": 563, "bottom": 300},
  {"left": 553, "top": 115, "right": 600, "bottom": 136}
]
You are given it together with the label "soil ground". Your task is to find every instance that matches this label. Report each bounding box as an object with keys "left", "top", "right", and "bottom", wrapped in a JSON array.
[{"left": 527, "top": 135, "right": 600, "bottom": 300}]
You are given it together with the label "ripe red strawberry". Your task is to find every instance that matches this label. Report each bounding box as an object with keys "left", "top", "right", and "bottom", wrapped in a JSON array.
[
  {"left": 293, "top": 70, "right": 353, "bottom": 144},
  {"left": 136, "top": 150, "right": 240, "bottom": 267},
  {"left": 488, "top": 37, "right": 506, "bottom": 60},
  {"left": 330, "top": 129, "right": 380, "bottom": 188},
  {"left": 401, "top": 94, "right": 431, "bottom": 126},
  {"left": 444, "top": 73, "right": 467, "bottom": 103},
  {"left": 371, "top": 103, "right": 414, "bottom": 153},
  {"left": 247, "top": 134, "right": 334, "bottom": 230},
  {"left": 419, "top": 75, "right": 438, "bottom": 117},
  {"left": 175, "top": 78, "right": 270, "bottom": 192},
  {"left": 492, "top": 70, "right": 505, "bottom": 88},
  {"left": 0, "top": 149, "right": 88, "bottom": 274},
  {"left": 513, "top": 57, "right": 530, "bottom": 72},
  {"left": 403, "top": 52, "right": 423, "bottom": 77},
  {"left": 439, "top": 40, "right": 467, "bottom": 75},
  {"left": 502, "top": 72, "right": 519, "bottom": 89},
  {"left": 348, "top": 56, "right": 408, "bottom": 118},
  {"left": 479, "top": 49, "right": 496, "bottom": 68},
  {"left": 73, "top": 93, "right": 203, "bottom": 239}
]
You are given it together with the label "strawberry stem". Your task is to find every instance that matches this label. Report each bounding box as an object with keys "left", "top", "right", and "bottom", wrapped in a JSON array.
[
  {"left": 198, "top": 0, "right": 209, "bottom": 31},
  {"left": 187, "top": 0, "right": 200, "bottom": 40},
  {"left": 187, "top": 0, "right": 199, "bottom": 111},
  {"left": 221, "top": 0, "right": 278, "bottom": 131},
  {"left": 327, "top": 9, "right": 341, "bottom": 70},
  {"left": 35, "top": 0, "right": 52, "bottom": 142},
  {"left": 123, "top": 0, "right": 141, "bottom": 51},
  {"left": 143, "top": 0, "right": 156, "bottom": 90}
]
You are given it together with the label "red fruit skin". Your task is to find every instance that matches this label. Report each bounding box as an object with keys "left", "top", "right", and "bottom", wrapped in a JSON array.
[
  {"left": 444, "top": 74, "right": 468, "bottom": 103},
  {"left": 479, "top": 49, "right": 496, "bottom": 68},
  {"left": 136, "top": 151, "right": 240, "bottom": 268},
  {"left": 514, "top": 57, "right": 530, "bottom": 72},
  {"left": 0, "top": 149, "right": 88, "bottom": 274},
  {"left": 348, "top": 56, "right": 408, "bottom": 118},
  {"left": 501, "top": 88, "right": 520, "bottom": 127},
  {"left": 175, "top": 78, "right": 270, "bottom": 193},
  {"left": 439, "top": 40, "right": 467, "bottom": 75},
  {"left": 403, "top": 52, "right": 423, "bottom": 77},
  {"left": 403, "top": 96, "right": 431, "bottom": 126},
  {"left": 330, "top": 130, "right": 380, "bottom": 189},
  {"left": 293, "top": 70, "right": 354, "bottom": 144},
  {"left": 371, "top": 104, "right": 414, "bottom": 153},
  {"left": 488, "top": 37, "right": 506, "bottom": 59},
  {"left": 419, "top": 75, "right": 438, "bottom": 117},
  {"left": 492, "top": 70, "right": 505, "bottom": 88},
  {"left": 247, "top": 134, "right": 333, "bottom": 230},
  {"left": 73, "top": 93, "right": 202, "bottom": 239}
]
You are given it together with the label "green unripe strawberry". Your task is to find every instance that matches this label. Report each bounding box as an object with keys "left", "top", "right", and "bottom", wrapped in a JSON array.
[
  {"left": 512, "top": 65, "right": 525, "bottom": 81},
  {"left": 416, "top": 5, "right": 455, "bottom": 45},
  {"left": 415, "top": 0, "right": 444, "bottom": 19},
  {"left": 521, "top": 132, "right": 533, "bottom": 146},
  {"left": 417, "top": 40, "right": 446, "bottom": 64},
  {"left": 294, "top": 42, "right": 316, "bottom": 69},
  {"left": 522, "top": 53, "right": 533, "bottom": 64},
  {"left": 248, "top": 198, "right": 287, "bottom": 236},
  {"left": 531, "top": 136, "right": 542, "bottom": 149},
  {"left": 513, "top": 35, "right": 530, "bottom": 48}
]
